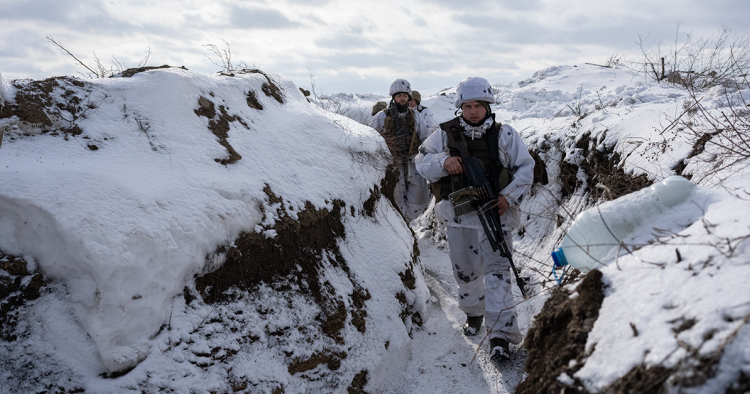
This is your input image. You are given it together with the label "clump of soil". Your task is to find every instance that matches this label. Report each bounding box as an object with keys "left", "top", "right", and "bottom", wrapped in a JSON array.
[
  {"left": 673, "top": 131, "right": 718, "bottom": 178},
  {"left": 246, "top": 90, "right": 263, "bottom": 110},
  {"left": 559, "top": 161, "right": 582, "bottom": 199},
  {"left": 529, "top": 149, "right": 549, "bottom": 185},
  {"left": 362, "top": 164, "right": 399, "bottom": 217},
  {"left": 516, "top": 269, "right": 604, "bottom": 394},
  {"left": 288, "top": 351, "right": 348, "bottom": 374},
  {"left": 0, "top": 251, "right": 46, "bottom": 341},
  {"left": 116, "top": 65, "right": 183, "bottom": 78},
  {"left": 194, "top": 96, "right": 246, "bottom": 164},
  {"left": 234, "top": 69, "right": 285, "bottom": 104},
  {"left": 347, "top": 370, "right": 368, "bottom": 394}
]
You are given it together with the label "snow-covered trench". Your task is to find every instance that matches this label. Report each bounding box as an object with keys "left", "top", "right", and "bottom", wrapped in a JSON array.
[{"left": 0, "top": 68, "right": 428, "bottom": 393}]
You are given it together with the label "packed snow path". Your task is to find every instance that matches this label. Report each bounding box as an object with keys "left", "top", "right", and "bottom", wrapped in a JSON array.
[{"left": 380, "top": 238, "right": 529, "bottom": 394}]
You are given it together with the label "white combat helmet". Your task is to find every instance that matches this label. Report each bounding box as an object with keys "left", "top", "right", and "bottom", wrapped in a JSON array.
[
  {"left": 454, "top": 77, "right": 496, "bottom": 109},
  {"left": 389, "top": 79, "right": 412, "bottom": 96}
]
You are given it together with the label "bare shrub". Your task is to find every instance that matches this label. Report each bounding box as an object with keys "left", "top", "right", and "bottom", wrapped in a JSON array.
[
  {"left": 632, "top": 26, "right": 750, "bottom": 90},
  {"left": 203, "top": 40, "right": 251, "bottom": 73},
  {"left": 680, "top": 69, "right": 750, "bottom": 184},
  {"left": 47, "top": 36, "right": 151, "bottom": 79}
]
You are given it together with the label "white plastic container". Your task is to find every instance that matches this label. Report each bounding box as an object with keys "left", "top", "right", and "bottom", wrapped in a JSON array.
[{"left": 551, "top": 176, "right": 696, "bottom": 271}]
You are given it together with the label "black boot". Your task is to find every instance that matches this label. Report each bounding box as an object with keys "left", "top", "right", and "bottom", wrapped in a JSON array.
[
  {"left": 463, "top": 315, "right": 483, "bottom": 336},
  {"left": 489, "top": 337, "right": 510, "bottom": 363}
]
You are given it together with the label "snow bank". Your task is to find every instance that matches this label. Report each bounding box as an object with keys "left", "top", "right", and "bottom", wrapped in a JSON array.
[
  {"left": 0, "top": 68, "right": 428, "bottom": 392},
  {"left": 504, "top": 65, "right": 750, "bottom": 393}
]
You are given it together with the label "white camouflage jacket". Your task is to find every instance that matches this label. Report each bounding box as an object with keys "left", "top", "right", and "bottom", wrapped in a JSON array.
[
  {"left": 413, "top": 105, "right": 439, "bottom": 136},
  {"left": 415, "top": 116, "right": 535, "bottom": 229}
]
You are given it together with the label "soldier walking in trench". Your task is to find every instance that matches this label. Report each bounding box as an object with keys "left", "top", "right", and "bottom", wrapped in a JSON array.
[
  {"left": 415, "top": 77, "right": 534, "bottom": 363},
  {"left": 370, "top": 79, "right": 436, "bottom": 221}
]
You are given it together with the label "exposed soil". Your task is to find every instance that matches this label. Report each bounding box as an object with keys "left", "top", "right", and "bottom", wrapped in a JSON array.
[
  {"left": 673, "top": 131, "right": 718, "bottom": 178},
  {"left": 194, "top": 96, "right": 244, "bottom": 164},
  {"left": 246, "top": 90, "right": 263, "bottom": 110},
  {"left": 362, "top": 164, "right": 400, "bottom": 217},
  {"left": 516, "top": 269, "right": 604, "bottom": 394},
  {"left": 193, "top": 184, "right": 375, "bottom": 340},
  {"left": 116, "top": 65, "right": 181, "bottom": 78},
  {"left": 194, "top": 187, "right": 348, "bottom": 306},
  {"left": 554, "top": 132, "right": 653, "bottom": 202},
  {"left": 559, "top": 161, "right": 582, "bottom": 199},
  {"left": 0, "top": 251, "right": 46, "bottom": 342},
  {"left": 529, "top": 149, "right": 549, "bottom": 185},
  {"left": 604, "top": 365, "right": 673, "bottom": 394},
  {"left": 192, "top": 182, "right": 418, "bottom": 389},
  {"left": 1, "top": 76, "right": 94, "bottom": 139},
  {"left": 288, "top": 351, "right": 348, "bottom": 374},
  {"left": 347, "top": 370, "right": 369, "bottom": 394},
  {"left": 235, "top": 69, "right": 285, "bottom": 104},
  {"left": 578, "top": 133, "right": 652, "bottom": 200},
  {"left": 727, "top": 371, "right": 750, "bottom": 394}
]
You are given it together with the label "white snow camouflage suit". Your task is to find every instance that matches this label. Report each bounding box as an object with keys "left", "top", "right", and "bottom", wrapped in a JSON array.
[
  {"left": 370, "top": 104, "right": 437, "bottom": 221},
  {"left": 415, "top": 115, "right": 534, "bottom": 344}
]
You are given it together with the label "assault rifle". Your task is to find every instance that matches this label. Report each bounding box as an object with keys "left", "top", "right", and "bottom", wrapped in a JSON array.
[
  {"left": 442, "top": 119, "right": 528, "bottom": 299},
  {"left": 389, "top": 105, "right": 412, "bottom": 196}
]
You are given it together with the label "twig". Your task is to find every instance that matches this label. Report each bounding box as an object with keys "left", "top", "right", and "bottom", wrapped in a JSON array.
[{"left": 46, "top": 35, "right": 98, "bottom": 77}]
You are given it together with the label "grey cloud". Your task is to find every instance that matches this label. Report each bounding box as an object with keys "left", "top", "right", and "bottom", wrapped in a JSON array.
[
  {"left": 423, "top": 0, "right": 542, "bottom": 11},
  {"left": 0, "top": 0, "right": 92, "bottom": 23},
  {"left": 228, "top": 5, "right": 301, "bottom": 29},
  {"left": 284, "top": 0, "right": 333, "bottom": 4},
  {"left": 0, "top": 0, "right": 142, "bottom": 34},
  {"left": 303, "top": 14, "right": 328, "bottom": 26},
  {"left": 413, "top": 16, "right": 428, "bottom": 27},
  {"left": 314, "top": 34, "right": 377, "bottom": 50}
]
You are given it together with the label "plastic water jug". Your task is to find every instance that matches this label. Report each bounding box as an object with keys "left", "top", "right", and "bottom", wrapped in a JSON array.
[{"left": 551, "top": 176, "right": 695, "bottom": 271}]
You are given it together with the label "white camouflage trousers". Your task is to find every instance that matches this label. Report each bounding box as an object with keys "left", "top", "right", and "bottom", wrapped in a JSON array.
[
  {"left": 447, "top": 226, "right": 523, "bottom": 344},
  {"left": 393, "top": 158, "right": 431, "bottom": 222}
]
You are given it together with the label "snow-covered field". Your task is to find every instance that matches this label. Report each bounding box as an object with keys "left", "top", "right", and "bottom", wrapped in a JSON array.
[
  {"left": 1, "top": 64, "right": 749, "bottom": 393},
  {"left": 320, "top": 65, "right": 750, "bottom": 393}
]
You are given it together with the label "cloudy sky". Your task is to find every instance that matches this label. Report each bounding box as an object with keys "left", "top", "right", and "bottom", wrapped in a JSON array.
[{"left": 2, "top": 0, "right": 749, "bottom": 95}]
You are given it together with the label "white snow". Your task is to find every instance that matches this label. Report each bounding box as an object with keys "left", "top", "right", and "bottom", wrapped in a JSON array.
[
  {"left": 2, "top": 62, "right": 749, "bottom": 393},
  {"left": 0, "top": 68, "right": 428, "bottom": 392}
]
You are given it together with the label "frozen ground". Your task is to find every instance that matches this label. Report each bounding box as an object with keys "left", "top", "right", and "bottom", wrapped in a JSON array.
[
  {"left": 1, "top": 63, "right": 749, "bottom": 393},
  {"left": 377, "top": 235, "right": 543, "bottom": 394}
]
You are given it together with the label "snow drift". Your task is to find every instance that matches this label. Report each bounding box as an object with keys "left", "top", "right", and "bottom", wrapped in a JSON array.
[{"left": 0, "top": 68, "right": 428, "bottom": 392}]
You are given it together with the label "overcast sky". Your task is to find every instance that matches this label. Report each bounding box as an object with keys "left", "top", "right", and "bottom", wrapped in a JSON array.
[{"left": 2, "top": 0, "right": 749, "bottom": 95}]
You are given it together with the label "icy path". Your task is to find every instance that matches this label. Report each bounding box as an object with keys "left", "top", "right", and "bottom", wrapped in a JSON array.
[{"left": 379, "top": 238, "right": 528, "bottom": 394}]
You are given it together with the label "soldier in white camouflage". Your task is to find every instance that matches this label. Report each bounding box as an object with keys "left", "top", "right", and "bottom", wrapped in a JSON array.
[
  {"left": 415, "top": 77, "right": 534, "bottom": 364},
  {"left": 370, "top": 79, "right": 435, "bottom": 221}
]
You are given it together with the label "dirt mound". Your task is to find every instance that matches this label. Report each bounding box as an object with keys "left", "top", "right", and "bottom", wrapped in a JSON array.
[{"left": 516, "top": 269, "right": 604, "bottom": 394}]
